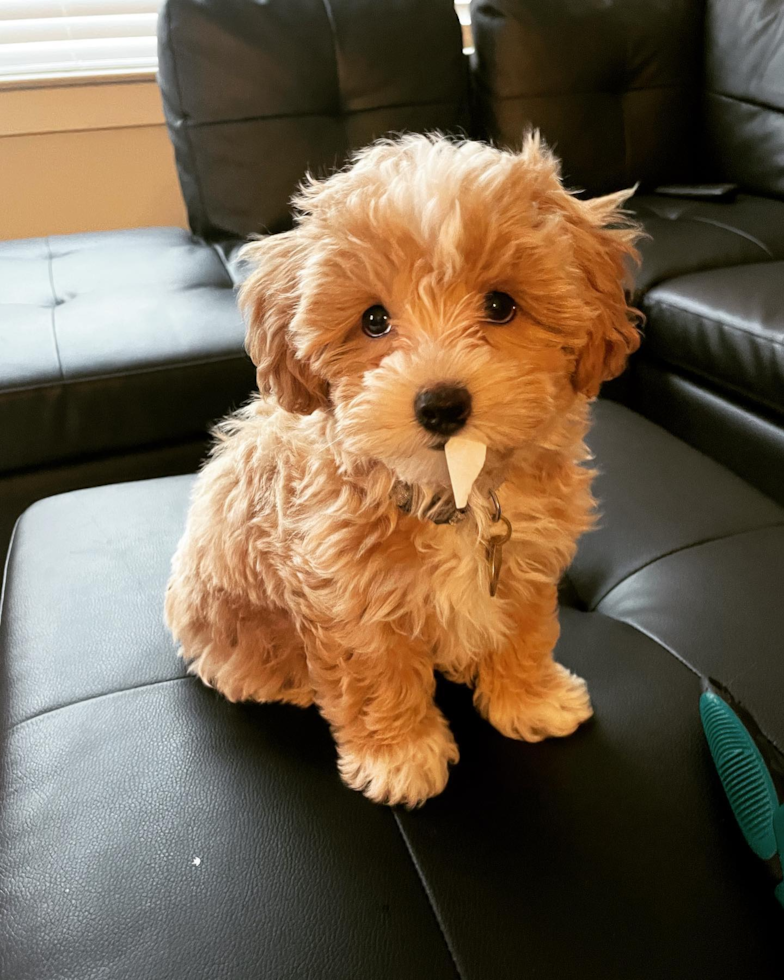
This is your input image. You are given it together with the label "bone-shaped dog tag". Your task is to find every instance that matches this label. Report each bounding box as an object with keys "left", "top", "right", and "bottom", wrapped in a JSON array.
[{"left": 445, "top": 436, "right": 487, "bottom": 510}]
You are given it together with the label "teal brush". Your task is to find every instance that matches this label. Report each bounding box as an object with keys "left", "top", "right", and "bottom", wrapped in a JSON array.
[{"left": 700, "top": 680, "right": 784, "bottom": 909}]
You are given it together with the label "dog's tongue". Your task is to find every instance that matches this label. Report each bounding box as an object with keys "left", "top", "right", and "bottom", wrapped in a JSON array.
[{"left": 444, "top": 436, "right": 487, "bottom": 510}]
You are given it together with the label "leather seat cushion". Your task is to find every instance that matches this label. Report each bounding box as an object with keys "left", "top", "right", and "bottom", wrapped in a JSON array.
[
  {"left": 0, "top": 228, "right": 254, "bottom": 475},
  {"left": 1, "top": 402, "right": 781, "bottom": 978},
  {"left": 625, "top": 360, "right": 784, "bottom": 507},
  {"left": 571, "top": 401, "right": 784, "bottom": 609},
  {"left": 630, "top": 194, "right": 784, "bottom": 295},
  {"left": 640, "top": 262, "right": 784, "bottom": 416}
]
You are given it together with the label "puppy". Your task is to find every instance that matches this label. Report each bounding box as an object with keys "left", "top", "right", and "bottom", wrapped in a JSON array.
[{"left": 165, "top": 133, "right": 640, "bottom": 807}]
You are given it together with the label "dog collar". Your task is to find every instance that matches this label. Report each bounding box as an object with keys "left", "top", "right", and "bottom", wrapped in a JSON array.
[
  {"left": 392, "top": 483, "right": 513, "bottom": 596},
  {"left": 391, "top": 481, "right": 467, "bottom": 526}
]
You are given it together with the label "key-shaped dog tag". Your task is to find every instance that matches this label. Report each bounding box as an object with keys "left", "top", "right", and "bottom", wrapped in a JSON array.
[
  {"left": 487, "top": 516, "right": 513, "bottom": 597},
  {"left": 486, "top": 490, "right": 513, "bottom": 597}
]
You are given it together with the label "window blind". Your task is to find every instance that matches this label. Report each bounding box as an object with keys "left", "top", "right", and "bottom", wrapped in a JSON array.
[
  {"left": 0, "top": 1, "right": 161, "bottom": 83},
  {"left": 0, "top": 1, "right": 471, "bottom": 84}
]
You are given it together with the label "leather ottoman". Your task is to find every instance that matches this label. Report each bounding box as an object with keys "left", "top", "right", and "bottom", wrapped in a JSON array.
[{"left": 2, "top": 401, "right": 781, "bottom": 980}]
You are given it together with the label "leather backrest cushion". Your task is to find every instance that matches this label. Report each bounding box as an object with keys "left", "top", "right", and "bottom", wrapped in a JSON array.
[
  {"left": 158, "top": 0, "right": 468, "bottom": 240},
  {"left": 469, "top": 0, "right": 705, "bottom": 195},
  {"left": 704, "top": 0, "right": 784, "bottom": 199}
]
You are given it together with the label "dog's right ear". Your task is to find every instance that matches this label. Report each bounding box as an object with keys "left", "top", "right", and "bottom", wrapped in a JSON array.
[{"left": 238, "top": 232, "right": 328, "bottom": 415}]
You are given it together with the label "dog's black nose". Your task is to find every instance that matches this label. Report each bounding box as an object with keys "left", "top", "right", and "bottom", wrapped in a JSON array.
[{"left": 414, "top": 385, "right": 472, "bottom": 436}]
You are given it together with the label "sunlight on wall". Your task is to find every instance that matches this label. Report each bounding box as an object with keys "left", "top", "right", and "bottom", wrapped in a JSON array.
[{"left": 0, "top": 80, "right": 187, "bottom": 241}]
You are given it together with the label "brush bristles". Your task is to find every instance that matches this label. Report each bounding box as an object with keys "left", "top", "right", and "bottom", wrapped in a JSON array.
[{"left": 700, "top": 692, "right": 779, "bottom": 861}]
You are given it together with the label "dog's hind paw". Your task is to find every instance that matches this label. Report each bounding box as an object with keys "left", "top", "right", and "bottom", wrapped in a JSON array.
[{"left": 337, "top": 718, "right": 459, "bottom": 808}]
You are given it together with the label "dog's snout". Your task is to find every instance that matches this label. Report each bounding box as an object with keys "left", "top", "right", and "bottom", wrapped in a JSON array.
[{"left": 414, "top": 385, "right": 472, "bottom": 436}]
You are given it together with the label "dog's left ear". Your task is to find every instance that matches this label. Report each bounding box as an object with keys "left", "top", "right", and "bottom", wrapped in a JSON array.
[
  {"left": 238, "top": 232, "right": 328, "bottom": 414},
  {"left": 561, "top": 189, "right": 643, "bottom": 399}
]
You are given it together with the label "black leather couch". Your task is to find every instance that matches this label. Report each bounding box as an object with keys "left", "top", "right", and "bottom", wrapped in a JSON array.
[
  {"left": 473, "top": 0, "right": 784, "bottom": 506},
  {"left": 1, "top": 1, "right": 782, "bottom": 977}
]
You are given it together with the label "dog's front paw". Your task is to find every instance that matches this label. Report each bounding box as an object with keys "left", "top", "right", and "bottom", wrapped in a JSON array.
[
  {"left": 477, "top": 664, "right": 593, "bottom": 742},
  {"left": 338, "top": 718, "right": 459, "bottom": 808},
  {"left": 185, "top": 651, "right": 315, "bottom": 707}
]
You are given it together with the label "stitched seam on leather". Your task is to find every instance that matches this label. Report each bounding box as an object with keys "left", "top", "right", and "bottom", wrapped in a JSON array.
[
  {"left": 45, "top": 237, "right": 65, "bottom": 382},
  {"left": 603, "top": 616, "right": 784, "bottom": 756},
  {"left": 641, "top": 349, "right": 784, "bottom": 419},
  {"left": 708, "top": 88, "right": 782, "bottom": 116},
  {"left": 321, "top": 0, "right": 342, "bottom": 114},
  {"left": 0, "top": 520, "right": 19, "bottom": 629},
  {"left": 320, "top": 0, "right": 350, "bottom": 181},
  {"left": 645, "top": 296, "right": 784, "bottom": 350},
  {"left": 606, "top": 615, "right": 702, "bottom": 677},
  {"left": 591, "top": 521, "right": 784, "bottom": 610},
  {"left": 4, "top": 675, "right": 193, "bottom": 733},
  {"left": 0, "top": 438, "right": 205, "bottom": 482},
  {"left": 687, "top": 217, "right": 774, "bottom": 258},
  {"left": 187, "top": 98, "right": 470, "bottom": 129},
  {"left": 640, "top": 353, "right": 784, "bottom": 424},
  {"left": 642, "top": 300, "right": 784, "bottom": 416},
  {"left": 211, "top": 242, "right": 243, "bottom": 281},
  {"left": 0, "top": 352, "right": 251, "bottom": 397},
  {"left": 391, "top": 811, "right": 464, "bottom": 980},
  {"left": 165, "top": 2, "right": 210, "bottom": 234},
  {"left": 485, "top": 83, "right": 692, "bottom": 102}
]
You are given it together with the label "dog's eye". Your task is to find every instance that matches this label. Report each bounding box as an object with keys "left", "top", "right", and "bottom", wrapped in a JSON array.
[
  {"left": 483, "top": 291, "right": 517, "bottom": 325},
  {"left": 361, "top": 305, "right": 391, "bottom": 338}
]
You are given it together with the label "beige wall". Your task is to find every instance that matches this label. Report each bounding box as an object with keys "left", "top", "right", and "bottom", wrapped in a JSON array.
[{"left": 0, "top": 79, "right": 187, "bottom": 241}]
